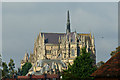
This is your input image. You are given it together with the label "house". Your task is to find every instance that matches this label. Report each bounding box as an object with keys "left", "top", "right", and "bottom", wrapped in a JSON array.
[{"left": 91, "top": 49, "right": 120, "bottom": 80}]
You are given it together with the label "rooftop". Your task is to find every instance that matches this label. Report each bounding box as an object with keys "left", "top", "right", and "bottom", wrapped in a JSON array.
[{"left": 91, "top": 51, "right": 120, "bottom": 78}]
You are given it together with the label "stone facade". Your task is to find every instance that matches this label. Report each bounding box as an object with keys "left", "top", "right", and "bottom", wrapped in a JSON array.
[
  {"left": 21, "top": 11, "right": 96, "bottom": 75},
  {"left": 21, "top": 52, "right": 29, "bottom": 68}
]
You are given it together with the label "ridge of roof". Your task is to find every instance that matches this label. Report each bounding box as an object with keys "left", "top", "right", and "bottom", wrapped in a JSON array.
[
  {"left": 41, "top": 32, "right": 65, "bottom": 34},
  {"left": 41, "top": 32, "right": 90, "bottom": 35}
]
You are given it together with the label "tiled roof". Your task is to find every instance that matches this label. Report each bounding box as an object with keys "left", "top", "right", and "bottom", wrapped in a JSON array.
[
  {"left": 41, "top": 32, "right": 76, "bottom": 44},
  {"left": 17, "top": 74, "right": 59, "bottom": 79},
  {"left": 18, "top": 76, "right": 29, "bottom": 79},
  {"left": 42, "top": 33, "right": 65, "bottom": 44},
  {"left": 41, "top": 32, "right": 91, "bottom": 44},
  {"left": 91, "top": 52, "right": 120, "bottom": 77}
]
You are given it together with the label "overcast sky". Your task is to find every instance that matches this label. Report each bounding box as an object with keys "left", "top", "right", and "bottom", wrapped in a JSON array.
[
  {"left": 2, "top": 2, "right": 118, "bottom": 69},
  {"left": 0, "top": 2, "right": 2, "bottom": 56}
]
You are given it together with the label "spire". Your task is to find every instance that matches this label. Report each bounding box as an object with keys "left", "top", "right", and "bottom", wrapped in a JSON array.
[
  {"left": 42, "top": 33, "right": 44, "bottom": 43},
  {"left": 67, "top": 10, "right": 70, "bottom": 22},
  {"left": 92, "top": 33, "right": 94, "bottom": 39},
  {"left": 66, "top": 10, "right": 71, "bottom": 34},
  {"left": 59, "top": 36, "right": 61, "bottom": 43},
  {"left": 24, "top": 51, "right": 29, "bottom": 62},
  {"left": 75, "top": 29, "right": 76, "bottom": 33}
]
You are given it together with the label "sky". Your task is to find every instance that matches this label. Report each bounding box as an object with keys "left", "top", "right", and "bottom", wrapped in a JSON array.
[
  {"left": 2, "top": 2, "right": 118, "bottom": 69},
  {"left": 119, "top": 2, "right": 120, "bottom": 46},
  {"left": 1, "top": 0, "right": 120, "bottom": 2},
  {"left": 0, "top": 2, "right": 2, "bottom": 60}
]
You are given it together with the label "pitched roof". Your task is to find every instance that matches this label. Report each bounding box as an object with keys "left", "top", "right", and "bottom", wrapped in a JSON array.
[
  {"left": 41, "top": 32, "right": 76, "bottom": 44},
  {"left": 40, "top": 32, "right": 91, "bottom": 44},
  {"left": 41, "top": 33, "right": 65, "bottom": 44},
  {"left": 91, "top": 52, "right": 120, "bottom": 77}
]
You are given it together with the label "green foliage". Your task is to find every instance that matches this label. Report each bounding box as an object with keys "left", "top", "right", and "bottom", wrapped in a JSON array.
[
  {"left": 21, "top": 62, "right": 32, "bottom": 76},
  {"left": 8, "top": 58, "right": 15, "bottom": 78},
  {"left": 17, "top": 68, "right": 22, "bottom": 76},
  {"left": 97, "top": 61, "right": 104, "bottom": 68},
  {"left": 2, "top": 62, "right": 9, "bottom": 78},
  {"left": 62, "top": 48, "right": 97, "bottom": 80},
  {"left": 2, "top": 58, "right": 17, "bottom": 79}
]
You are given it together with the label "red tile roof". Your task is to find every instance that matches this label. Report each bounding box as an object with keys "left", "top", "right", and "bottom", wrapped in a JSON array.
[
  {"left": 17, "top": 74, "right": 59, "bottom": 79},
  {"left": 91, "top": 52, "right": 120, "bottom": 77},
  {"left": 47, "top": 74, "right": 59, "bottom": 78},
  {"left": 32, "top": 75, "right": 45, "bottom": 79},
  {"left": 18, "top": 76, "right": 29, "bottom": 79}
]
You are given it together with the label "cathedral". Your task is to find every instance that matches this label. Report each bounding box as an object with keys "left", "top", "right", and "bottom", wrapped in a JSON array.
[{"left": 21, "top": 11, "right": 96, "bottom": 75}]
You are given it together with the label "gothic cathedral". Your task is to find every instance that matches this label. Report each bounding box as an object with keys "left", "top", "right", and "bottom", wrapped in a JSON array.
[{"left": 21, "top": 11, "right": 96, "bottom": 75}]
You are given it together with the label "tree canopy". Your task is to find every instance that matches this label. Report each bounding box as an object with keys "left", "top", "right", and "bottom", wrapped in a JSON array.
[
  {"left": 21, "top": 62, "right": 32, "bottom": 76},
  {"left": 2, "top": 62, "right": 9, "bottom": 78},
  {"left": 97, "top": 61, "right": 105, "bottom": 68},
  {"left": 2, "top": 58, "right": 32, "bottom": 78},
  {"left": 2, "top": 58, "right": 17, "bottom": 78},
  {"left": 8, "top": 58, "right": 15, "bottom": 78},
  {"left": 62, "top": 48, "right": 97, "bottom": 80}
]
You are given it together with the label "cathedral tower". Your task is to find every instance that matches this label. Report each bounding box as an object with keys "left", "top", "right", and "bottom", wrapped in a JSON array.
[{"left": 66, "top": 10, "right": 71, "bottom": 34}]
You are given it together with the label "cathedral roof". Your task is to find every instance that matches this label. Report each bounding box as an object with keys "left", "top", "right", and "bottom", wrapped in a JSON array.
[
  {"left": 41, "top": 32, "right": 92, "bottom": 44},
  {"left": 42, "top": 33, "right": 65, "bottom": 44},
  {"left": 41, "top": 32, "right": 76, "bottom": 44}
]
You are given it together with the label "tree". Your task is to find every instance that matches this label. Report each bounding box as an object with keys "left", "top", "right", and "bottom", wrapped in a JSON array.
[
  {"left": 8, "top": 58, "right": 15, "bottom": 78},
  {"left": 2, "top": 62, "right": 9, "bottom": 78},
  {"left": 17, "top": 68, "right": 22, "bottom": 76},
  {"left": 110, "top": 51, "right": 116, "bottom": 56},
  {"left": 21, "top": 62, "right": 32, "bottom": 76},
  {"left": 0, "top": 54, "right": 2, "bottom": 66},
  {"left": 0, "top": 54, "right": 2, "bottom": 79},
  {"left": 97, "top": 61, "right": 104, "bottom": 68},
  {"left": 62, "top": 48, "right": 97, "bottom": 80}
]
